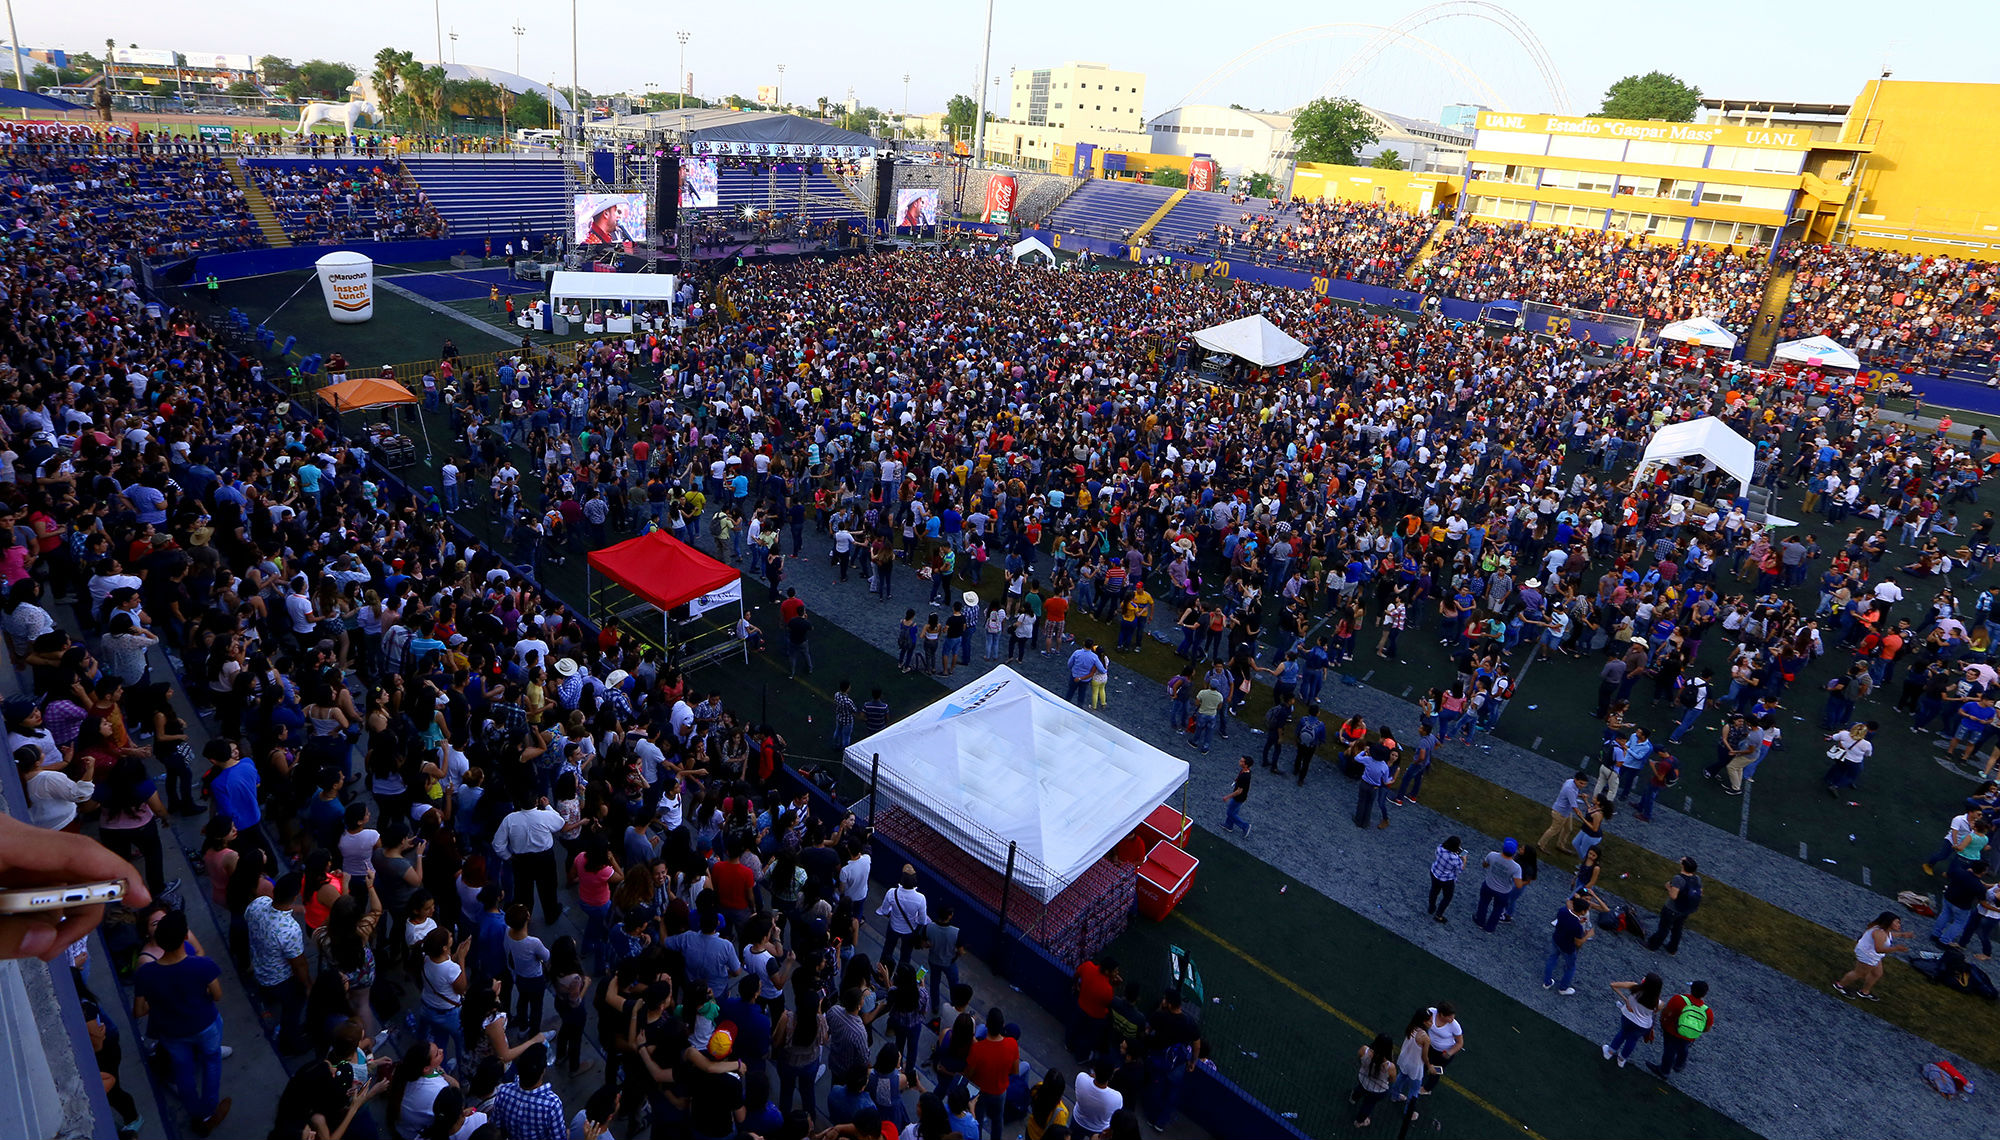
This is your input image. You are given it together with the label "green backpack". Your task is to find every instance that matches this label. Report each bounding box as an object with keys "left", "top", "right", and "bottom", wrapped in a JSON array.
[{"left": 1676, "top": 1001, "right": 1709, "bottom": 1041}]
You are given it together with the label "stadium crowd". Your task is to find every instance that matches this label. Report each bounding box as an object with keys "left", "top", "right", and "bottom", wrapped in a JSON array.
[
  {"left": 1779, "top": 242, "right": 2000, "bottom": 377},
  {"left": 0, "top": 128, "right": 262, "bottom": 259},
  {"left": 4, "top": 122, "right": 1999, "bottom": 1140},
  {"left": 1208, "top": 198, "right": 1437, "bottom": 285},
  {"left": 248, "top": 161, "right": 450, "bottom": 245},
  {"left": 1407, "top": 220, "right": 1770, "bottom": 326}
]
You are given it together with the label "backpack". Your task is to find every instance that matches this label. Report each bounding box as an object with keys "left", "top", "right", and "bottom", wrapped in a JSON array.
[
  {"left": 1678, "top": 679, "right": 1703, "bottom": 709},
  {"left": 1922, "top": 1060, "right": 1974, "bottom": 1098},
  {"left": 1678, "top": 874, "right": 1703, "bottom": 914},
  {"left": 1675, "top": 1001, "right": 1709, "bottom": 1041}
]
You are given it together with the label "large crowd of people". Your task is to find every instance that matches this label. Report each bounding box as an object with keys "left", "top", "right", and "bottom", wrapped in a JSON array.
[
  {"left": 1407, "top": 220, "right": 1771, "bottom": 325},
  {"left": 1779, "top": 241, "right": 2000, "bottom": 377},
  {"left": 5, "top": 122, "right": 1999, "bottom": 1140},
  {"left": 0, "top": 127, "right": 263, "bottom": 260},
  {"left": 248, "top": 160, "right": 450, "bottom": 245},
  {"left": 1202, "top": 197, "right": 1437, "bottom": 285}
]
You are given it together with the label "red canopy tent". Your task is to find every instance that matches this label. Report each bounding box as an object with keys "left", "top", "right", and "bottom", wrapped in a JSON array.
[{"left": 585, "top": 531, "right": 745, "bottom": 663}]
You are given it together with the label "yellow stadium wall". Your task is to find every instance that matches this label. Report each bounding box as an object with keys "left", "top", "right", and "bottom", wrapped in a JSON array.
[
  {"left": 1290, "top": 163, "right": 1459, "bottom": 213},
  {"left": 1051, "top": 146, "right": 1191, "bottom": 183},
  {"left": 1844, "top": 80, "right": 2000, "bottom": 260}
]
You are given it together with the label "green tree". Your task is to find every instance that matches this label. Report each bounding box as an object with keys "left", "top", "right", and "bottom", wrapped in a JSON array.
[
  {"left": 1595, "top": 71, "right": 1701, "bottom": 122},
  {"left": 258, "top": 55, "right": 298, "bottom": 87},
  {"left": 1291, "top": 96, "right": 1378, "bottom": 166},
  {"left": 1370, "top": 150, "right": 1406, "bottom": 170},
  {"left": 512, "top": 88, "right": 553, "bottom": 130},
  {"left": 295, "top": 59, "right": 357, "bottom": 100},
  {"left": 225, "top": 79, "right": 262, "bottom": 98},
  {"left": 942, "top": 93, "right": 978, "bottom": 141},
  {"left": 372, "top": 47, "right": 415, "bottom": 121},
  {"left": 839, "top": 105, "right": 882, "bottom": 133},
  {"left": 1246, "top": 171, "right": 1277, "bottom": 199},
  {"left": 1148, "top": 166, "right": 1188, "bottom": 189}
]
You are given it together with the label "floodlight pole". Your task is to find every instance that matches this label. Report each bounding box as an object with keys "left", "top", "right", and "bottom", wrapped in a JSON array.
[
  {"left": 4, "top": 0, "right": 26, "bottom": 98},
  {"left": 971, "top": 0, "right": 994, "bottom": 167}
]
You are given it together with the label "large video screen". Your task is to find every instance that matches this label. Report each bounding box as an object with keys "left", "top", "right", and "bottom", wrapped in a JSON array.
[
  {"left": 895, "top": 187, "right": 939, "bottom": 228},
  {"left": 678, "top": 156, "right": 719, "bottom": 209},
  {"left": 573, "top": 192, "right": 648, "bottom": 249}
]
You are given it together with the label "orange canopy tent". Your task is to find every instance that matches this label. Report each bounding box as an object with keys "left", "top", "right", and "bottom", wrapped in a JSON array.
[
  {"left": 586, "top": 531, "right": 746, "bottom": 663},
  {"left": 316, "top": 375, "right": 420, "bottom": 412},
  {"left": 315, "top": 375, "right": 431, "bottom": 459}
]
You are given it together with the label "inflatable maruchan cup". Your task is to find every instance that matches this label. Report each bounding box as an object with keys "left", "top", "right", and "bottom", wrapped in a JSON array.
[{"left": 315, "top": 250, "right": 375, "bottom": 323}]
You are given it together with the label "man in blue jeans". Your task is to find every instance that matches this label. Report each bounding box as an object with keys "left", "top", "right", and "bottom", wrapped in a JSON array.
[
  {"left": 1543, "top": 893, "right": 1595, "bottom": 995},
  {"left": 1066, "top": 640, "right": 1102, "bottom": 705},
  {"left": 1473, "top": 839, "right": 1526, "bottom": 932},
  {"left": 133, "top": 910, "right": 233, "bottom": 1134}
]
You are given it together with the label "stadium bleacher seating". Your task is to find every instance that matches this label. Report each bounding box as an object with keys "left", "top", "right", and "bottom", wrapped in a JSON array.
[
  {"left": 398, "top": 155, "right": 569, "bottom": 241},
  {"left": 1041, "top": 179, "right": 1177, "bottom": 242},
  {"left": 0, "top": 149, "right": 262, "bottom": 260},
  {"left": 1780, "top": 242, "right": 2000, "bottom": 380},
  {"left": 1146, "top": 190, "right": 1280, "bottom": 252},
  {"left": 242, "top": 158, "right": 447, "bottom": 245}
]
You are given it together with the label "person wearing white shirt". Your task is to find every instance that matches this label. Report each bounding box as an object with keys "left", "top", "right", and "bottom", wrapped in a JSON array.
[
  {"left": 1072, "top": 1062, "right": 1123, "bottom": 1136},
  {"left": 1872, "top": 579, "right": 1905, "bottom": 606},
  {"left": 494, "top": 801, "right": 565, "bottom": 924},
  {"left": 875, "top": 865, "right": 929, "bottom": 970},
  {"left": 837, "top": 847, "right": 872, "bottom": 906}
]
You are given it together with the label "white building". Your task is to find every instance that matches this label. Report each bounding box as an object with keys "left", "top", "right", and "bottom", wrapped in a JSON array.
[
  {"left": 1145, "top": 105, "right": 1295, "bottom": 181},
  {"left": 987, "top": 61, "right": 1150, "bottom": 170},
  {"left": 1357, "top": 107, "right": 1473, "bottom": 174}
]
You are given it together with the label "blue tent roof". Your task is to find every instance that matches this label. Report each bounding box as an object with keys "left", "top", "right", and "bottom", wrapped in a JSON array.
[{"left": 0, "top": 88, "right": 85, "bottom": 111}]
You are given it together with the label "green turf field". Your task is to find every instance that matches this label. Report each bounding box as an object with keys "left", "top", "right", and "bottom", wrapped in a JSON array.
[
  {"left": 171, "top": 267, "right": 472, "bottom": 368},
  {"left": 1109, "top": 831, "right": 1757, "bottom": 1140}
]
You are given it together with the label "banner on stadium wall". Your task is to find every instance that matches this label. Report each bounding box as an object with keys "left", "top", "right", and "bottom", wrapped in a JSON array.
[
  {"left": 314, "top": 251, "right": 374, "bottom": 324},
  {"left": 1189, "top": 159, "right": 1219, "bottom": 193},
  {"left": 196, "top": 125, "right": 233, "bottom": 142},
  {"left": 981, "top": 174, "right": 1016, "bottom": 225},
  {"left": 1073, "top": 143, "right": 1096, "bottom": 177}
]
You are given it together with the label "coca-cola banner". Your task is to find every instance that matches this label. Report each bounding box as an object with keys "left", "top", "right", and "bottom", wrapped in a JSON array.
[
  {"left": 1188, "top": 159, "right": 1219, "bottom": 192},
  {"left": 981, "top": 174, "right": 1017, "bottom": 225}
]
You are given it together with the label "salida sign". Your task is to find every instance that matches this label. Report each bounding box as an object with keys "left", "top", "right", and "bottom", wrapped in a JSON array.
[{"left": 313, "top": 251, "right": 374, "bottom": 324}]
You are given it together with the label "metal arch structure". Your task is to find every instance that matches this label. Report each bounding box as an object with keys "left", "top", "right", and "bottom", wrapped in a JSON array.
[
  {"left": 1317, "top": 3, "right": 1573, "bottom": 113},
  {"left": 1170, "top": 23, "right": 1509, "bottom": 113}
]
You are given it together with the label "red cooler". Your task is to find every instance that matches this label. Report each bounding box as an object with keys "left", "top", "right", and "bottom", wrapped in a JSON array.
[
  {"left": 1136, "top": 843, "right": 1199, "bottom": 921},
  {"left": 1138, "top": 804, "right": 1192, "bottom": 854}
]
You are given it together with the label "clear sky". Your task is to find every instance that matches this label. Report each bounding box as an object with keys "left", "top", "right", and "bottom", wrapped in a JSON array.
[{"left": 23, "top": 0, "right": 2000, "bottom": 121}]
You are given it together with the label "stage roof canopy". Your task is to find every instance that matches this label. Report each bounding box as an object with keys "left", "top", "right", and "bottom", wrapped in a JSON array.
[
  {"left": 844, "top": 666, "right": 1189, "bottom": 902},
  {"left": 316, "top": 375, "right": 418, "bottom": 412},
  {"left": 1632, "top": 415, "right": 1757, "bottom": 499},
  {"left": 1192, "top": 314, "right": 1309, "bottom": 368},
  {"left": 592, "top": 107, "right": 881, "bottom": 152}
]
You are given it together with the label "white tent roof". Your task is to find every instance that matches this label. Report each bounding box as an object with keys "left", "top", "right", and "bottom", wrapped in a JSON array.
[
  {"left": 1633, "top": 416, "right": 1758, "bottom": 499},
  {"left": 1658, "top": 316, "right": 1738, "bottom": 349},
  {"left": 548, "top": 271, "right": 679, "bottom": 306},
  {"left": 1011, "top": 236, "right": 1055, "bottom": 264},
  {"left": 1772, "top": 334, "right": 1860, "bottom": 370},
  {"left": 1191, "top": 314, "right": 1308, "bottom": 368},
  {"left": 844, "top": 666, "right": 1189, "bottom": 902}
]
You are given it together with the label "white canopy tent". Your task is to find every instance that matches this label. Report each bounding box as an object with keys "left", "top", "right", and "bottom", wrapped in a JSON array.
[
  {"left": 1772, "top": 334, "right": 1860, "bottom": 370},
  {"left": 548, "top": 270, "right": 680, "bottom": 308},
  {"left": 1011, "top": 236, "right": 1056, "bottom": 265},
  {"left": 1191, "top": 314, "right": 1308, "bottom": 368},
  {"left": 1658, "top": 316, "right": 1739, "bottom": 350},
  {"left": 844, "top": 666, "right": 1189, "bottom": 902},
  {"left": 1631, "top": 416, "right": 1758, "bottom": 499}
]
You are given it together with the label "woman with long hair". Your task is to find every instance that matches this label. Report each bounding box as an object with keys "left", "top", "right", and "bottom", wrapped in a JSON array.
[
  {"left": 775, "top": 982, "right": 829, "bottom": 1121},
  {"left": 1835, "top": 911, "right": 1911, "bottom": 1001},
  {"left": 385, "top": 1041, "right": 457, "bottom": 1140},
  {"left": 548, "top": 935, "right": 597, "bottom": 1077},
  {"left": 1602, "top": 973, "right": 1663, "bottom": 1067},
  {"left": 318, "top": 884, "right": 384, "bottom": 1036},
  {"left": 1388, "top": 1009, "right": 1431, "bottom": 1120},
  {"left": 1024, "top": 1066, "right": 1071, "bottom": 1139},
  {"left": 94, "top": 752, "right": 172, "bottom": 899},
  {"left": 1350, "top": 1033, "right": 1397, "bottom": 1127}
]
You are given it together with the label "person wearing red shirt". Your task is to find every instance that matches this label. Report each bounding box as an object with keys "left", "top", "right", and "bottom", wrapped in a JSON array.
[
  {"left": 1649, "top": 980, "right": 1714, "bottom": 1080},
  {"left": 709, "top": 834, "right": 758, "bottom": 934},
  {"left": 779, "top": 589, "right": 806, "bottom": 625},
  {"left": 963, "top": 1008, "right": 1019, "bottom": 1140},
  {"left": 1067, "top": 956, "right": 1118, "bottom": 1058}
]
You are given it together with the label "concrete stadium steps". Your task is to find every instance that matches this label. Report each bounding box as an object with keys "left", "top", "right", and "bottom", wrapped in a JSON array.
[
  {"left": 399, "top": 155, "right": 570, "bottom": 238},
  {"left": 226, "top": 156, "right": 291, "bottom": 248},
  {"left": 1130, "top": 188, "right": 1187, "bottom": 243},
  {"left": 1402, "top": 218, "right": 1453, "bottom": 284},
  {"left": 1146, "top": 191, "right": 1283, "bottom": 251},
  {"left": 1041, "top": 179, "right": 1177, "bottom": 241},
  {"left": 1747, "top": 267, "right": 1793, "bottom": 364}
]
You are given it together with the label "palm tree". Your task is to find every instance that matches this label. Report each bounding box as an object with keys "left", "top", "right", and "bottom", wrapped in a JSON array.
[
  {"left": 372, "top": 47, "right": 414, "bottom": 124},
  {"left": 421, "top": 65, "right": 447, "bottom": 131},
  {"left": 400, "top": 65, "right": 434, "bottom": 132}
]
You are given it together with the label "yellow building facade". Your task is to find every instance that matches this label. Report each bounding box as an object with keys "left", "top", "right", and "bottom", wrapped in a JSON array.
[
  {"left": 1839, "top": 80, "right": 2000, "bottom": 259},
  {"left": 1461, "top": 111, "right": 1827, "bottom": 249},
  {"left": 1289, "top": 163, "right": 1460, "bottom": 213}
]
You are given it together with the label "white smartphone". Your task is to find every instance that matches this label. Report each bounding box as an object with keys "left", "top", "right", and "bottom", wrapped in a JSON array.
[{"left": 0, "top": 880, "right": 126, "bottom": 914}]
